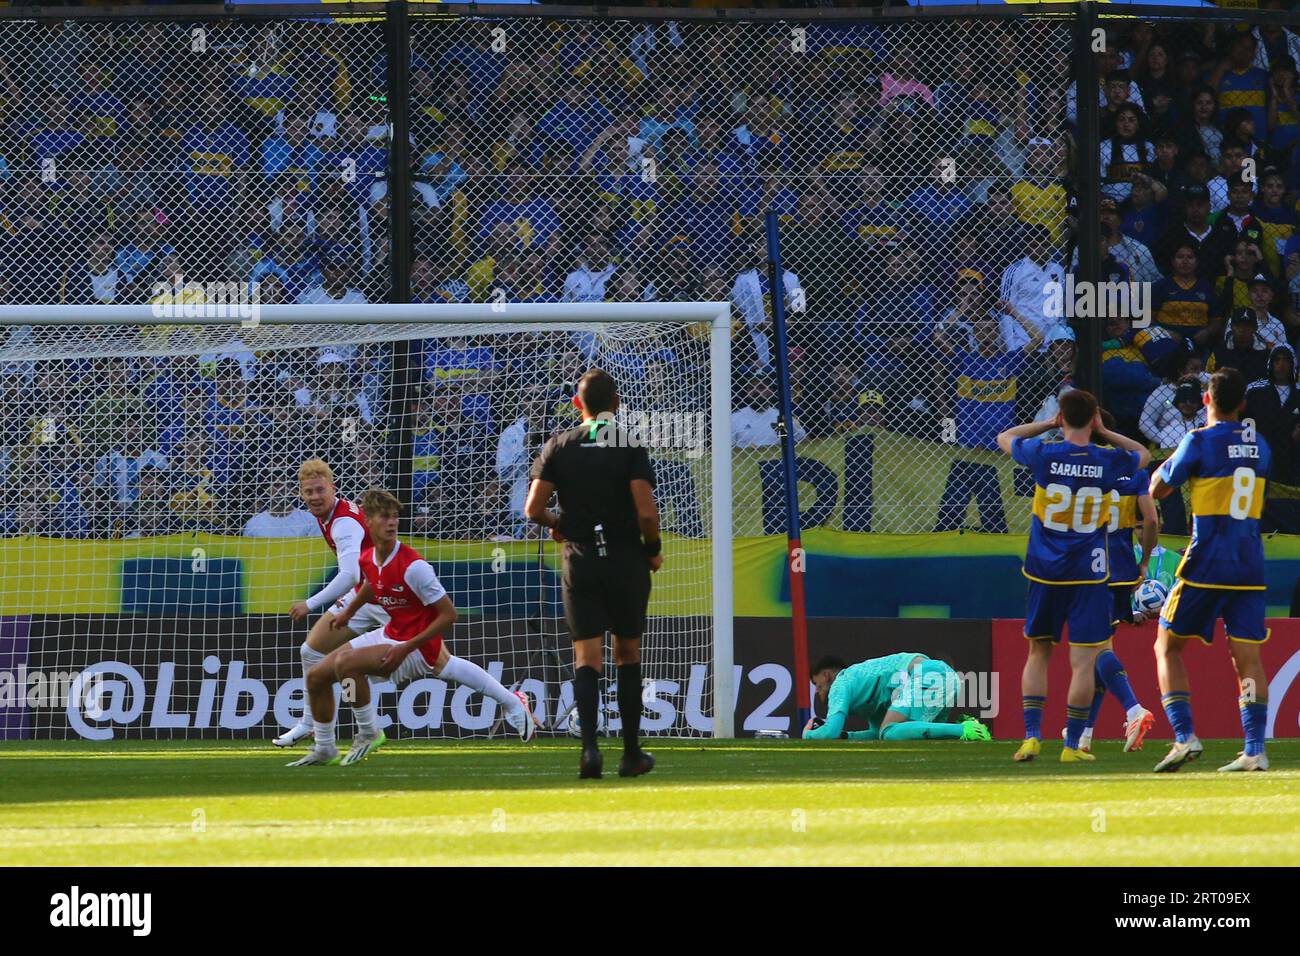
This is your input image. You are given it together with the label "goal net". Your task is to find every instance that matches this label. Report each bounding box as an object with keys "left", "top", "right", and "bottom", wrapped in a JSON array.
[{"left": 0, "top": 302, "right": 733, "bottom": 741}]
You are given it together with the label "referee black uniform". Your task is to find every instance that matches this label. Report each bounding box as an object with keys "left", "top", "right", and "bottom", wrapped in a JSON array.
[
  {"left": 529, "top": 390, "right": 659, "bottom": 779},
  {"left": 531, "top": 420, "right": 655, "bottom": 640}
]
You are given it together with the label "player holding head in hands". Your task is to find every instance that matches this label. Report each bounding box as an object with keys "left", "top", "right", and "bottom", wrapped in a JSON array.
[
  {"left": 274, "top": 458, "right": 390, "bottom": 748},
  {"left": 995, "top": 389, "right": 1152, "bottom": 763},
  {"left": 525, "top": 368, "right": 661, "bottom": 780},
  {"left": 287, "top": 488, "right": 536, "bottom": 767},
  {"left": 1068, "top": 409, "right": 1157, "bottom": 754},
  {"left": 802, "top": 653, "right": 991, "bottom": 742},
  {"left": 1149, "top": 368, "right": 1273, "bottom": 772}
]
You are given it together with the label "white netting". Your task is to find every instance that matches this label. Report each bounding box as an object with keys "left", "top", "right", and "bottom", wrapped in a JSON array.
[{"left": 1, "top": 309, "right": 722, "bottom": 740}]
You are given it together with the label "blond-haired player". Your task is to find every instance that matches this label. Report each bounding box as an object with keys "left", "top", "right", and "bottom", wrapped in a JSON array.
[
  {"left": 272, "top": 458, "right": 389, "bottom": 747},
  {"left": 289, "top": 488, "right": 536, "bottom": 766}
]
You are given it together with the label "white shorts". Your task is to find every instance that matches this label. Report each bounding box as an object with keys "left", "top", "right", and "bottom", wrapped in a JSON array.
[
  {"left": 348, "top": 627, "right": 435, "bottom": 687},
  {"left": 330, "top": 596, "right": 389, "bottom": 635}
]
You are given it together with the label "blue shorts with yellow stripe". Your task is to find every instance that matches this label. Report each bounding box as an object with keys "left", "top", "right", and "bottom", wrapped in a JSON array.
[
  {"left": 1159, "top": 579, "right": 1269, "bottom": 645},
  {"left": 1024, "top": 580, "right": 1111, "bottom": 646}
]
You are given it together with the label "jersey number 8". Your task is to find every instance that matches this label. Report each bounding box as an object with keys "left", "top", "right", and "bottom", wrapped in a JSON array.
[
  {"left": 1229, "top": 467, "right": 1257, "bottom": 520},
  {"left": 1042, "top": 483, "right": 1105, "bottom": 533}
]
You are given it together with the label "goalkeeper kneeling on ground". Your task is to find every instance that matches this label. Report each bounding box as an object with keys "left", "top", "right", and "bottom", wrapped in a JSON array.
[{"left": 802, "top": 653, "right": 992, "bottom": 741}]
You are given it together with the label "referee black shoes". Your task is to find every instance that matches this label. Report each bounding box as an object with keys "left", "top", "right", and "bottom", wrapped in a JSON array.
[
  {"left": 618, "top": 750, "right": 655, "bottom": 778},
  {"left": 579, "top": 748, "right": 604, "bottom": 779}
]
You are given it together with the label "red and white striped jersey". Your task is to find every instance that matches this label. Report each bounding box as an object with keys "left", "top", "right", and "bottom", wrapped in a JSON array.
[{"left": 359, "top": 541, "right": 449, "bottom": 664}]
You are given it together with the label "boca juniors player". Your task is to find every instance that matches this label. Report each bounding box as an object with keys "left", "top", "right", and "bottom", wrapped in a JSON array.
[
  {"left": 1150, "top": 369, "right": 1273, "bottom": 772},
  {"left": 995, "top": 390, "right": 1151, "bottom": 763}
]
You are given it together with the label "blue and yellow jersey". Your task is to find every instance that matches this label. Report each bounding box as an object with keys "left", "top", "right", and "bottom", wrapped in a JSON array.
[
  {"left": 1158, "top": 421, "right": 1271, "bottom": 589},
  {"left": 1218, "top": 66, "right": 1270, "bottom": 134},
  {"left": 229, "top": 63, "right": 296, "bottom": 118},
  {"left": 953, "top": 349, "right": 1026, "bottom": 450},
  {"left": 1012, "top": 437, "right": 1140, "bottom": 584},
  {"left": 181, "top": 123, "right": 251, "bottom": 205},
  {"left": 1107, "top": 468, "right": 1149, "bottom": 586},
  {"left": 1152, "top": 275, "right": 1215, "bottom": 333}
]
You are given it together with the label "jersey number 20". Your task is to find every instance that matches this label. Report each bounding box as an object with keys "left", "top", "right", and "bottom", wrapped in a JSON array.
[{"left": 1042, "top": 483, "right": 1105, "bottom": 533}]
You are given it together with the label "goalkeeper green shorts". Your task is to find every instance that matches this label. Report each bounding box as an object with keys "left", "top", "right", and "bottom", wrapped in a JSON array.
[{"left": 888, "top": 659, "right": 957, "bottom": 723}]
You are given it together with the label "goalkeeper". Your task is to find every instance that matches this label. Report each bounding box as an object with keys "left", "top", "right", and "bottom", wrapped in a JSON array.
[{"left": 802, "top": 653, "right": 991, "bottom": 741}]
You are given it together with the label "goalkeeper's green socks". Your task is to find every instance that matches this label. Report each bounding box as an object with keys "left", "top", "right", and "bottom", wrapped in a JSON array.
[{"left": 880, "top": 721, "right": 965, "bottom": 741}]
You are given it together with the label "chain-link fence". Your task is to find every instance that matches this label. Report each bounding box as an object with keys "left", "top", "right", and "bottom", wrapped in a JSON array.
[
  {"left": 7, "top": 4, "right": 1300, "bottom": 541},
  {"left": 406, "top": 10, "right": 1077, "bottom": 536}
]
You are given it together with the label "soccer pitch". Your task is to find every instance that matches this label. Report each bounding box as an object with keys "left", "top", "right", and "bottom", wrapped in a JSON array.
[{"left": 2, "top": 739, "right": 1298, "bottom": 867}]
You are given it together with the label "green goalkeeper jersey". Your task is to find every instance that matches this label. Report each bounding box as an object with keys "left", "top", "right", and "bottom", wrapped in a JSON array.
[
  {"left": 1137, "top": 543, "right": 1180, "bottom": 589},
  {"left": 804, "top": 652, "right": 928, "bottom": 740}
]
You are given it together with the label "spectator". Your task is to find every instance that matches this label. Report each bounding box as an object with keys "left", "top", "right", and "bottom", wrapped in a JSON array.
[
  {"left": 820, "top": 362, "right": 879, "bottom": 435},
  {"left": 933, "top": 283, "right": 1045, "bottom": 450},
  {"left": 957, "top": 184, "right": 1028, "bottom": 280},
  {"left": 92, "top": 415, "right": 168, "bottom": 511},
  {"left": 1206, "top": 143, "right": 1253, "bottom": 212},
  {"left": 1141, "top": 372, "right": 1207, "bottom": 450},
  {"left": 1155, "top": 184, "right": 1216, "bottom": 277},
  {"left": 295, "top": 248, "right": 367, "bottom": 306},
  {"left": 1151, "top": 241, "right": 1220, "bottom": 348},
  {"left": 999, "top": 224, "right": 1067, "bottom": 347},
  {"left": 1148, "top": 130, "right": 1189, "bottom": 194},
  {"left": 1238, "top": 282, "right": 1289, "bottom": 351},
  {"left": 1099, "top": 196, "right": 1161, "bottom": 283},
  {"left": 1101, "top": 315, "right": 1162, "bottom": 438},
  {"left": 1215, "top": 241, "right": 1271, "bottom": 317},
  {"left": 1207, "top": 310, "right": 1270, "bottom": 381},
  {"left": 1178, "top": 87, "right": 1223, "bottom": 166},
  {"left": 1100, "top": 104, "right": 1156, "bottom": 203},
  {"left": 732, "top": 235, "right": 803, "bottom": 375},
  {"left": 1244, "top": 343, "right": 1300, "bottom": 484},
  {"left": 243, "top": 476, "right": 318, "bottom": 537},
  {"left": 1121, "top": 170, "right": 1168, "bottom": 248},
  {"left": 562, "top": 231, "right": 618, "bottom": 302},
  {"left": 494, "top": 389, "right": 551, "bottom": 537},
  {"left": 1210, "top": 31, "right": 1269, "bottom": 134},
  {"left": 731, "top": 377, "right": 806, "bottom": 448}
]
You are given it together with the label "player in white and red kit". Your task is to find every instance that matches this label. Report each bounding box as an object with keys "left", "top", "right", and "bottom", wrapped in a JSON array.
[
  {"left": 288, "top": 487, "right": 537, "bottom": 766},
  {"left": 273, "top": 458, "right": 390, "bottom": 748}
]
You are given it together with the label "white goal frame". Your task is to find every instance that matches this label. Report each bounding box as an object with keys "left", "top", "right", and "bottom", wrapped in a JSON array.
[{"left": 0, "top": 301, "right": 736, "bottom": 738}]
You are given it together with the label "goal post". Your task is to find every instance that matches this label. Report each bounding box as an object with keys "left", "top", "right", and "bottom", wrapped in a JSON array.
[{"left": 0, "top": 301, "right": 734, "bottom": 740}]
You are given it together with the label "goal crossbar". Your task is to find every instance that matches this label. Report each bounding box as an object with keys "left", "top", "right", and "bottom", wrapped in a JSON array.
[
  {"left": 0, "top": 301, "right": 736, "bottom": 738},
  {"left": 0, "top": 302, "right": 733, "bottom": 327}
]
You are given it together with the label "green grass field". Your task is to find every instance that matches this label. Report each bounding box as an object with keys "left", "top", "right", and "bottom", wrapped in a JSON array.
[{"left": 2, "top": 738, "right": 1298, "bottom": 867}]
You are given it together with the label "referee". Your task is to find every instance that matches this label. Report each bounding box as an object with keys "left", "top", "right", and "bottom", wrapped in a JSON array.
[{"left": 525, "top": 368, "right": 661, "bottom": 779}]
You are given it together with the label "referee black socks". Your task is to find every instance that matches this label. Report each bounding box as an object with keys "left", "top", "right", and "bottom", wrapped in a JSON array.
[
  {"left": 574, "top": 666, "right": 600, "bottom": 752},
  {"left": 617, "top": 662, "right": 642, "bottom": 755}
]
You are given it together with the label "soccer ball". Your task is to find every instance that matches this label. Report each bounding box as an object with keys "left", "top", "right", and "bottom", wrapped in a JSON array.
[
  {"left": 1132, "top": 579, "right": 1170, "bottom": 617},
  {"left": 564, "top": 702, "right": 606, "bottom": 738}
]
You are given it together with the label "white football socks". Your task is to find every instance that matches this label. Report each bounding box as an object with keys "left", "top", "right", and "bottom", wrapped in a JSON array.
[
  {"left": 299, "top": 643, "right": 326, "bottom": 727},
  {"left": 354, "top": 700, "right": 377, "bottom": 736},
  {"left": 313, "top": 717, "right": 336, "bottom": 750},
  {"left": 440, "top": 656, "right": 522, "bottom": 714}
]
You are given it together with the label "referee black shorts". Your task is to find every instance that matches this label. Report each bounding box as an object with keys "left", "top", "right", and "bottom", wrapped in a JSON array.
[{"left": 561, "top": 540, "right": 652, "bottom": 641}]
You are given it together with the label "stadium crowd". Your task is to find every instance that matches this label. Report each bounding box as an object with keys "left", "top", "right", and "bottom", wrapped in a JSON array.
[{"left": 6, "top": 15, "right": 1300, "bottom": 536}]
